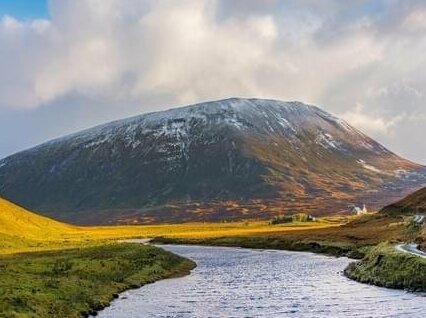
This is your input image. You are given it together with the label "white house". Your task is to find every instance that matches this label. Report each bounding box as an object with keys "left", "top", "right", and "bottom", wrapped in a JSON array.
[{"left": 351, "top": 204, "right": 367, "bottom": 215}]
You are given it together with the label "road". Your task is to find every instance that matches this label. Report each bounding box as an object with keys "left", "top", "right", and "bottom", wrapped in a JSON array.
[
  {"left": 120, "top": 238, "right": 152, "bottom": 244},
  {"left": 395, "top": 243, "right": 426, "bottom": 259},
  {"left": 413, "top": 214, "right": 425, "bottom": 224},
  {"left": 395, "top": 214, "right": 426, "bottom": 258}
]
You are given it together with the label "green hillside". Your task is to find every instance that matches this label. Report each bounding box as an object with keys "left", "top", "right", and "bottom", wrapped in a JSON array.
[{"left": 381, "top": 187, "right": 426, "bottom": 215}]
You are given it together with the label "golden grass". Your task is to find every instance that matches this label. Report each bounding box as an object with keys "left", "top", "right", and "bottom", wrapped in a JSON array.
[
  {"left": 0, "top": 198, "right": 76, "bottom": 238},
  {"left": 0, "top": 197, "right": 350, "bottom": 255}
]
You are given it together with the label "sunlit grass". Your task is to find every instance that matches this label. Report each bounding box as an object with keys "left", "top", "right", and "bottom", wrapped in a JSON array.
[{"left": 0, "top": 197, "right": 351, "bottom": 255}]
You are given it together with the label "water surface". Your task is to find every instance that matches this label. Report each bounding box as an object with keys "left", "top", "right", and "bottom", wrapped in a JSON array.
[{"left": 98, "top": 245, "right": 425, "bottom": 317}]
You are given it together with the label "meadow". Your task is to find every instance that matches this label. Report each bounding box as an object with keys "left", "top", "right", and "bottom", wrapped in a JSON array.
[
  {"left": 0, "top": 197, "right": 353, "bottom": 317},
  {"left": 0, "top": 244, "right": 195, "bottom": 318},
  {"left": 153, "top": 213, "right": 424, "bottom": 260},
  {"left": 0, "top": 197, "right": 349, "bottom": 255},
  {"left": 2, "top": 195, "right": 425, "bottom": 317}
]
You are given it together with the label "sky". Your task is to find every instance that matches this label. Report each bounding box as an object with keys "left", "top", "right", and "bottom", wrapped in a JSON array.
[
  {"left": 0, "top": 0, "right": 426, "bottom": 163},
  {"left": 0, "top": 0, "right": 48, "bottom": 20}
]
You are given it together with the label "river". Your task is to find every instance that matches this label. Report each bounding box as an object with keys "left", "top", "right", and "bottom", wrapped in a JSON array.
[{"left": 98, "top": 245, "right": 425, "bottom": 317}]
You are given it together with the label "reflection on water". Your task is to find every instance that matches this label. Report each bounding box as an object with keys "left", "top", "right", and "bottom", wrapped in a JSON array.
[{"left": 98, "top": 245, "right": 425, "bottom": 318}]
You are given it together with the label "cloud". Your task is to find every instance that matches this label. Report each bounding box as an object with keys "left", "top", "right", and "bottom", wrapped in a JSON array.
[
  {"left": 0, "top": 0, "right": 391, "bottom": 110},
  {"left": 0, "top": 0, "right": 285, "bottom": 109},
  {"left": 0, "top": 0, "right": 426, "bottom": 163},
  {"left": 402, "top": 8, "right": 426, "bottom": 32},
  {"left": 340, "top": 103, "right": 403, "bottom": 135}
]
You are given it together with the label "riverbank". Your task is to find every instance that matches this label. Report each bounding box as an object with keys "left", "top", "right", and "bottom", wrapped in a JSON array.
[
  {"left": 152, "top": 214, "right": 409, "bottom": 259},
  {"left": 154, "top": 236, "right": 426, "bottom": 292},
  {"left": 152, "top": 214, "right": 426, "bottom": 292},
  {"left": 0, "top": 243, "right": 195, "bottom": 318},
  {"left": 344, "top": 243, "right": 426, "bottom": 292},
  {"left": 153, "top": 235, "right": 366, "bottom": 259},
  {"left": 96, "top": 244, "right": 426, "bottom": 317}
]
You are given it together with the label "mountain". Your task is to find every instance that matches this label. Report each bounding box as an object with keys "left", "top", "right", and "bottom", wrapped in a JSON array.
[
  {"left": 380, "top": 187, "right": 426, "bottom": 216},
  {"left": 0, "top": 98, "right": 425, "bottom": 224}
]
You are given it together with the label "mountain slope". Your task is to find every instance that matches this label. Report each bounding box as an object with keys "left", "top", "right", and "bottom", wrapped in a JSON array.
[
  {"left": 0, "top": 98, "right": 425, "bottom": 224},
  {"left": 0, "top": 197, "right": 78, "bottom": 253},
  {"left": 381, "top": 187, "right": 426, "bottom": 215},
  {"left": 0, "top": 197, "right": 75, "bottom": 240}
]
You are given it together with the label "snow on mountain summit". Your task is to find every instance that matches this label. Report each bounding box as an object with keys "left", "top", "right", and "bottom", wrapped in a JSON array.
[
  {"left": 0, "top": 98, "right": 424, "bottom": 224},
  {"left": 37, "top": 98, "right": 387, "bottom": 156}
]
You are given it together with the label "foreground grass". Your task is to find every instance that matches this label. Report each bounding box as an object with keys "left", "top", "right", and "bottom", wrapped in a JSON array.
[
  {"left": 0, "top": 243, "right": 195, "bottom": 318},
  {"left": 344, "top": 243, "right": 426, "bottom": 291}
]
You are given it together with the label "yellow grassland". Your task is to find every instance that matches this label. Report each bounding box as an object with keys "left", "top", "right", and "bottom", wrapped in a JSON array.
[{"left": 0, "top": 197, "right": 350, "bottom": 254}]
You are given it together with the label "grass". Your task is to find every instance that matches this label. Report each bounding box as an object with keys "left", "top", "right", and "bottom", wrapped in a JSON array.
[
  {"left": 154, "top": 235, "right": 363, "bottom": 258},
  {"left": 0, "top": 198, "right": 199, "bottom": 317},
  {"left": 3, "top": 196, "right": 421, "bottom": 258},
  {"left": 4, "top": 195, "right": 425, "bottom": 262},
  {"left": 2, "top": 195, "right": 425, "bottom": 308},
  {"left": 344, "top": 243, "right": 426, "bottom": 291},
  {"left": 0, "top": 243, "right": 195, "bottom": 318},
  {"left": 153, "top": 214, "right": 413, "bottom": 259},
  {"left": 0, "top": 197, "right": 349, "bottom": 255},
  {"left": 152, "top": 213, "right": 426, "bottom": 292},
  {"left": 381, "top": 186, "right": 426, "bottom": 216}
]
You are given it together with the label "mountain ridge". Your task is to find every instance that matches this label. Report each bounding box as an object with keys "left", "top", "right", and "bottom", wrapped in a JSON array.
[
  {"left": 0, "top": 98, "right": 425, "bottom": 224},
  {"left": 19, "top": 98, "right": 389, "bottom": 154}
]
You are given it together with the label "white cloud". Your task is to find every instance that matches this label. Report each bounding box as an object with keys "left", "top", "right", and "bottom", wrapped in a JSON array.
[
  {"left": 0, "top": 0, "right": 393, "bottom": 110},
  {"left": 340, "top": 103, "right": 403, "bottom": 135},
  {"left": 402, "top": 9, "right": 426, "bottom": 32},
  {"left": 0, "top": 0, "right": 426, "bottom": 163}
]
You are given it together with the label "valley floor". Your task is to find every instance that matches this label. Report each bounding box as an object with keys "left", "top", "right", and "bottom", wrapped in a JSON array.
[
  {"left": 154, "top": 214, "right": 414, "bottom": 257},
  {"left": 153, "top": 213, "right": 426, "bottom": 292},
  {"left": 0, "top": 202, "right": 360, "bottom": 317},
  {"left": 2, "top": 197, "right": 426, "bottom": 317},
  {"left": 0, "top": 217, "right": 347, "bottom": 255}
]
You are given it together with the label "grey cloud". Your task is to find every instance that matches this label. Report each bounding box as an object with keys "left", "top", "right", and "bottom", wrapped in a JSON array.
[{"left": 0, "top": 0, "right": 426, "bottom": 164}]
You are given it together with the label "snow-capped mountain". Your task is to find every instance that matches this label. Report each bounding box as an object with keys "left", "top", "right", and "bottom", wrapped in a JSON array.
[{"left": 0, "top": 98, "right": 425, "bottom": 224}]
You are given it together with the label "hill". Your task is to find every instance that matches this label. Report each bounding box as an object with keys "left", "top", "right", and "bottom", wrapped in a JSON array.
[
  {"left": 0, "top": 197, "right": 75, "bottom": 239},
  {"left": 0, "top": 197, "right": 77, "bottom": 252},
  {"left": 0, "top": 198, "right": 197, "bottom": 316},
  {"left": 380, "top": 187, "right": 426, "bottom": 215},
  {"left": 1, "top": 98, "right": 425, "bottom": 224}
]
